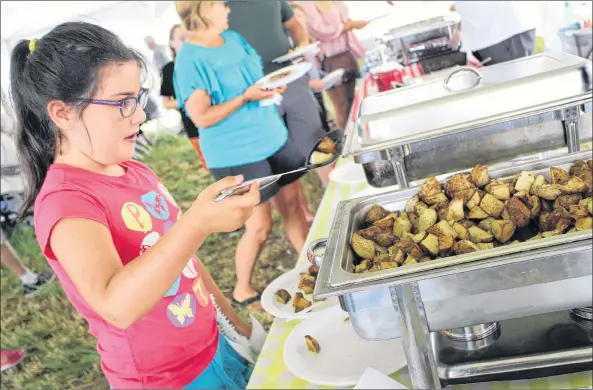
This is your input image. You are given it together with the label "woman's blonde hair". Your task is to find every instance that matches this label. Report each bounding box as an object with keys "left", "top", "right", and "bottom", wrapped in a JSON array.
[{"left": 176, "top": 1, "right": 221, "bottom": 31}]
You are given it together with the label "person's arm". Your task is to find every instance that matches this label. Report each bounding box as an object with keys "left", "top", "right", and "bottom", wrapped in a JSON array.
[
  {"left": 49, "top": 177, "right": 260, "bottom": 330},
  {"left": 196, "top": 258, "right": 251, "bottom": 338},
  {"left": 280, "top": 1, "right": 308, "bottom": 47},
  {"left": 160, "top": 63, "right": 179, "bottom": 110},
  {"left": 162, "top": 97, "right": 179, "bottom": 110}
]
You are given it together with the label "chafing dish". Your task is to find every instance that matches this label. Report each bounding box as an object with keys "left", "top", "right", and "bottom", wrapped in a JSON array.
[
  {"left": 313, "top": 151, "right": 593, "bottom": 387},
  {"left": 345, "top": 52, "right": 592, "bottom": 189}
]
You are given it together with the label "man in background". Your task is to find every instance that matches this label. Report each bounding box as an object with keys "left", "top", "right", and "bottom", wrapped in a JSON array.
[
  {"left": 450, "top": 1, "right": 538, "bottom": 65},
  {"left": 144, "top": 35, "right": 170, "bottom": 72}
]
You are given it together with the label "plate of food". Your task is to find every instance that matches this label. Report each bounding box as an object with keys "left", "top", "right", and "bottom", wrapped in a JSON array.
[
  {"left": 272, "top": 42, "right": 320, "bottom": 64},
  {"left": 261, "top": 264, "right": 339, "bottom": 321},
  {"left": 283, "top": 305, "right": 407, "bottom": 386},
  {"left": 259, "top": 62, "right": 312, "bottom": 90}
]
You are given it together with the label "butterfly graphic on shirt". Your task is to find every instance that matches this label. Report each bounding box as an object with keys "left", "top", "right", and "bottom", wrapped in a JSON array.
[
  {"left": 167, "top": 293, "right": 196, "bottom": 327},
  {"left": 141, "top": 190, "right": 170, "bottom": 220}
]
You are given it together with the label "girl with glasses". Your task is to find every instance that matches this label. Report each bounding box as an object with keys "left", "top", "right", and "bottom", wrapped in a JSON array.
[{"left": 10, "top": 21, "right": 260, "bottom": 389}]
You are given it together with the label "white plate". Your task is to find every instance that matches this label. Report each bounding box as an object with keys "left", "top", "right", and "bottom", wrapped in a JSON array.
[
  {"left": 328, "top": 160, "right": 367, "bottom": 184},
  {"left": 283, "top": 305, "right": 408, "bottom": 387},
  {"left": 258, "top": 62, "right": 313, "bottom": 90},
  {"left": 272, "top": 42, "right": 320, "bottom": 63},
  {"left": 261, "top": 266, "right": 338, "bottom": 321},
  {"left": 321, "top": 68, "right": 345, "bottom": 90}
]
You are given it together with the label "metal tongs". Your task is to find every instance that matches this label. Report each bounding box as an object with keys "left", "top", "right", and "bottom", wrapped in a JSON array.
[{"left": 214, "top": 130, "right": 343, "bottom": 202}]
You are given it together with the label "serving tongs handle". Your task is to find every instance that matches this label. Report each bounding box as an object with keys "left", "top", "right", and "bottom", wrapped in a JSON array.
[{"left": 443, "top": 66, "right": 482, "bottom": 92}]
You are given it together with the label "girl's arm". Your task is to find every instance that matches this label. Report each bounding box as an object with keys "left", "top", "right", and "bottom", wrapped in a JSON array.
[
  {"left": 50, "top": 177, "right": 260, "bottom": 330},
  {"left": 196, "top": 258, "right": 252, "bottom": 338}
]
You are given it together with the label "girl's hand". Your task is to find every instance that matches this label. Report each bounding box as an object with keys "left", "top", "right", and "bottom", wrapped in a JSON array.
[
  {"left": 244, "top": 84, "right": 277, "bottom": 101},
  {"left": 192, "top": 175, "right": 260, "bottom": 234},
  {"left": 309, "top": 79, "right": 326, "bottom": 91}
]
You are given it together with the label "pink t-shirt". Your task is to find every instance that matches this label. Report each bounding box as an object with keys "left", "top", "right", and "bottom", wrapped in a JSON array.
[{"left": 34, "top": 160, "right": 218, "bottom": 389}]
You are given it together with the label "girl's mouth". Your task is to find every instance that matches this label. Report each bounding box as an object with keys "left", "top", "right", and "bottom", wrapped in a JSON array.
[{"left": 124, "top": 132, "right": 138, "bottom": 142}]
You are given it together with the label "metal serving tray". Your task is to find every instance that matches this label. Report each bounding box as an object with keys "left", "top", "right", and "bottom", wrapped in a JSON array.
[
  {"left": 314, "top": 151, "right": 593, "bottom": 298},
  {"left": 343, "top": 53, "right": 592, "bottom": 157}
]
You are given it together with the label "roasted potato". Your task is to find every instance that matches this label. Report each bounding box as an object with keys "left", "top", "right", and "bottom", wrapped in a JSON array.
[
  {"left": 530, "top": 175, "right": 547, "bottom": 196},
  {"left": 550, "top": 167, "right": 570, "bottom": 185},
  {"left": 424, "top": 192, "right": 449, "bottom": 206},
  {"left": 569, "top": 205, "right": 589, "bottom": 220},
  {"left": 542, "top": 230, "right": 561, "bottom": 238},
  {"left": 569, "top": 160, "right": 588, "bottom": 176},
  {"left": 415, "top": 201, "right": 429, "bottom": 216},
  {"left": 418, "top": 256, "right": 432, "bottom": 263},
  {"left": 378, "top": 259, "right": 399, "bottom": 270},
  {"left": 393, "top": 217, "right": 412, "bottom": 238},
  {"left": 419, "top": 177, "right": 442, "bottom": 202},
  {"left": 408, "top": 212, "right": 420, "bottom": 232},
  {"left": 374, "top": 213, "right": 397, "bottom": 228},
  {"left": 477, "top": 243, "right": 495, "bottom": 250},
  {"left": 466, "top": 190, "right": 482, "bottom": 209},
  {"left": 354, "top": 259, "right": 373, "bottom": 273},
  {"left": 388, "top": 247, "right": 405, "bottom": 265},
  {"left": 488, "top": 183, "right": 511, "bottom": 201},
  {"left": 478, "top": 217, "right": 496, "bottom": 233},
  {"left": 403, "top": 255, "right": 418, "bottom": 265},
  {"left": 418, "top": 209, "right": 438, "bottom": 232},
  {"left": 559, "top": 176, "right": 589, "bottom": 194},
  {"left": 308, "top": 264, "right": 320, "bottom": 277},
  {"left": 438, "top": 235, "right": 455, "bottom": 254},
  {"left": 480, "top": 194, "right": 505, "bottom": 218},
  {"left": 533, "top": 184, "right": 562, "bottom": 200},
  {"left": 554, "top": 194, "right": 582, "bottom": 210},
  {"left": 411, "top": 231, "right": 427, "bottom": 244},
  {"left": 293, "top": 292, "right": 312, "bottom": 312},
  {"left": 505, "top": 197, "right": 531, "bottom": 228},
  {"left": 365, "top": 205, "right": 390, "bottom": 224},
  {"left": 427, "top": 220, "right": 458, "bottom": 238},
  {"left": 491, "top": 219, "right": 516, "bottom": 243},
  {"left": 445, "top": 198, "right": 465, "bottom": 221},
  {"left": 453, "top": 240, "right": 479, "bottom": 255},
  {"left": 469, "top": 164, "right": 490, "bottom": 187},
  {"left": 420, "top": 234, "right": 439, "bottom": 256},
  {"left": 580, "top": 197, "right": 593, "bottom": 215},
  {"left": 452, "top": 222, "right": 469, "bottom": 240},
  {"left": 527, "top": 195, "right": 541, "bottom": 219},
  {"left": 317, "top": 136, "right": 336, "bottom": 154},
  {"left": 305, "top": 335, "right": 320, "bottom": 353},
  {"left": 468, "top": 226, "right": 494, "bottom": 243},
  {"left": 446, "top": 174, "right": 476, "bottom": 200},
  {"left": 575, "top": 217, "right": 593, "bottom": 231},
  {"left": 468, "top": 206, "right": 490, "bottom": 220},
  {"left": 528, "top": 233, "right": 543, "bottom": 241},
  {"left": 555, "top": 218, "right": 571, "bottom": 233},
  {"left": 358, "top": 226, "right": 396, "bottom": 247},
  {"left": 310, "top": 151, "right": 334, "bottom": 165},
  {"left": 435, "top": 201, "right": 450, "bottom": 222},
  {"left": 298, "top": 273, "right": 316, "bottom": 294},
  {"left": 539, "top": 211, "right": 561, "bottom": 232},
  {"left": 405, "top": 195, "right": 420, "bottom": 213},
  {"left": 351, "top": 233, "right": 376, "bottom": 259},
  {"left": 275, "top": 289, "right": 291, "bottom": 304},
  {"left": 514, "top": 171, "right": 536, "bottom": 193}
]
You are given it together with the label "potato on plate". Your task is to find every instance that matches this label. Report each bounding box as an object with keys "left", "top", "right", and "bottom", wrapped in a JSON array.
[
  {"left": 419, "top": 177, "right": 442, "bottom": 202},
  {"left": 427, "top": 220, "right": 458, "bottom": 238},
  {"left": 550, "top": 167, "right": 570, "bottom": 185},
  {"left": 298, "top": 273, "right": 316, "bottom": 294},
  {"left": 469, "top": 164, "right": 490, "bottom": 187},
  {"left": 559, "top": 176, "right": 589, "bottom": 194},
  {"left": 305, "top": 335, "right": 321, "bottom": 353},
  {"left": 420, "top": 233, "right": 439, "bottom": 256},
  {"left": 293, "top": 292, "right": 312, "bottom": 313},
  {"left": 275, "top": 289, "right": 291, "bottom": 304},
  {"left": 468, "top": 226, "right": 494, "bottom": 243},
  {"left": 453, "top": 240, "right": 480, "bottom": 255},
  {"left": 351, "top": 233, "right": 376, "bottom": 259},
  {"left": 576, "top": 217, "right": 593, "bottom": 231},
  {"left": 468, "top": 206, "right": 490, "bottom": 220},
  {"left": 418, "top": 209, "right": 438, "bottom": 232},
  {"left": 445, "top": 198, "right": 465, "bottom": 221},
  {"left": 505, "top": 197, "right": 531, "bottom": 228},
  {"left": 393, "top": 217, "right": 412, "bottom": 238},
  {"left": 491, "top": 219, "right": 516, "bottom": 243},
  {"left": 480, "top": 194, "right": 505, "bottom": 218},
  {"left": 514, "top": 171, "right": 536, "bottom": 193},
  {"left": 365, "top": 205, "right": 390, "bottom": 223}
]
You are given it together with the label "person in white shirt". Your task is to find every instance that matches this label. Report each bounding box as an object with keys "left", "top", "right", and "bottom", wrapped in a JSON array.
[{"left": 450, "top": 1, "right": 538, "bottom": 65}]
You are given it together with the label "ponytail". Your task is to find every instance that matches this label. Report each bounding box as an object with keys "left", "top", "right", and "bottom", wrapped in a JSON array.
[
  {"left": 8, "top": 22, "right": 147, "bottom": 216},
  {"left": 9, "top": 40, "right": 58, "bottom": 215}
]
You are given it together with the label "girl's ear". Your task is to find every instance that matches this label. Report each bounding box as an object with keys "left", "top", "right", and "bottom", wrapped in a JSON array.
[{"left": 47, "top": 100, "right": 78, "bottom": 132}]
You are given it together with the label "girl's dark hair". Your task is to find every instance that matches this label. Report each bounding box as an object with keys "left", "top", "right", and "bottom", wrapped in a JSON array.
[
  {"left": 168, "top": 24, "right": 182, "bottom": 60},
  {"left": 9, "top": 21, "right": 147, "bottom": 215}
]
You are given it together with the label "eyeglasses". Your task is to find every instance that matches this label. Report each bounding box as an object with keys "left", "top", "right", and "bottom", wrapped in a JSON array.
[{"left": 79, "top": 88, "right": 149, "bottom": 118}]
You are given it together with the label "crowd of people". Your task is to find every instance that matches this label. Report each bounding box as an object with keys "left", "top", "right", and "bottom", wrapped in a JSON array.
[{"left": 0, "top": 0, "right": 369, "bottom": 388}]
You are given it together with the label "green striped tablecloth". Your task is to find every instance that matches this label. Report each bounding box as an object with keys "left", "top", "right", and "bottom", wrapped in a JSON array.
[{"left": 246, "top": 157, "right": 593, "bottom": 389}]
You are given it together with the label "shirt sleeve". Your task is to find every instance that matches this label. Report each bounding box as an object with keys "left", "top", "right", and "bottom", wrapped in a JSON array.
[
  {"left": 280, "top": 0, "right": 295, "bottom": 23},
  {"left": 35, "top": 189, "right": 110, "bottom": 260},
  {"left": 173, "top": 52, "right": 221, "bottom": 111},
  {"left": 230, "top": 31, "right": 264, "bottom": 68},
  {"left": 302, "top": 3, "right": 344, "bottom": 42},
  {"left": 160, "top": 62, "right": 175, "bottom": 97}
]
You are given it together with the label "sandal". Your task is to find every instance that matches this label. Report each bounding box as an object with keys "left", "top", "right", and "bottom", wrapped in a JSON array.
[{"left": 232, "top": 294, "right": 262, "bottom": 311}]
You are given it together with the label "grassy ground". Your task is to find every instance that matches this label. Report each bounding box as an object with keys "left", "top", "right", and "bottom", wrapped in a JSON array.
[{"left": 0, "top": 135, "right": 325, "bottom": 389}]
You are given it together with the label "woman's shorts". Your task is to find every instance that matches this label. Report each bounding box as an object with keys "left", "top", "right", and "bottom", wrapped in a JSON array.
[{"left": 209, "top": 136, "right": 307, "bottom": 204}]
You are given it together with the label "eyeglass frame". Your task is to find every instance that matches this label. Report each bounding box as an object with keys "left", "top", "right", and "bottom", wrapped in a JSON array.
[{"left": 76, "top": 88, "right": 150, "bottom": 118}]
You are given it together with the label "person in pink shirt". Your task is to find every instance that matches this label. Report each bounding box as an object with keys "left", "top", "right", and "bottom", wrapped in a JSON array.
[
  {"left": 10, "top": 21, "right": 261, "bottom": 389},
  {"left": 297, "top": 1, "right": 368, "bottom": 131}
]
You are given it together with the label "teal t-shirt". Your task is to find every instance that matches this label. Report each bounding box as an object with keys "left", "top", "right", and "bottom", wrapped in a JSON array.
[{"left": 174, "top": 30, "right": 288, "bottom": 169}]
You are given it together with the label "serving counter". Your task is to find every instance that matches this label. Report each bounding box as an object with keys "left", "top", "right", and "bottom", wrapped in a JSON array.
[{"left": 246, "top": 71, "right": 593, "bottom": 389}]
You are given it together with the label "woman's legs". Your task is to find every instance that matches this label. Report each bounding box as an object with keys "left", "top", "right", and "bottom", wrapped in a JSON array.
[
  {"left": 326, "top": 80, "right": 356, "bottom": 131},
  {"left": 272, "top": 181, "right": 309, "bottom": 254},
  {"left": 232, "top": 202, "right": 273, "bottom": 309},
  {"left": 296, "top": 181, "right": 315, "bottom": 223}
]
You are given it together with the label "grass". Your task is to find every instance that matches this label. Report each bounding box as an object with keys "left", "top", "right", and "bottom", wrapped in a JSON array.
[{"left": 0, "top": 135, "right": 325, "bottom": 389}]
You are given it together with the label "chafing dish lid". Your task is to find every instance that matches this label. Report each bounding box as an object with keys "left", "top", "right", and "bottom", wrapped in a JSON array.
[{"left": 344, "top": 52, "right": 592, "bottom": 157}]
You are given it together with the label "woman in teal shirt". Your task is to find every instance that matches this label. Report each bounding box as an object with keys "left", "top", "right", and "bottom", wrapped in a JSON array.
[{"left": 174, "top": 1, "right": 309, "bottom": 310}]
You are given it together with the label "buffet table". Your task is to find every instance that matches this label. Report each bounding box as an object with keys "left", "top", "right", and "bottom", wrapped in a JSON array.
[{"left": 246, "top": 75, "right": 593, "bottom": 389}]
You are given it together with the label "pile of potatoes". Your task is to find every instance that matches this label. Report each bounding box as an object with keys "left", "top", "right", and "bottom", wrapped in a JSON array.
[{"left": 350, "top": 160, "right": 593, "bottom": 274}]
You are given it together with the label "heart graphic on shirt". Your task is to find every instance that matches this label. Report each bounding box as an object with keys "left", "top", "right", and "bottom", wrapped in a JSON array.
[
  {"left": 139, "top": 231, "right": 160, "bottom": 255},
  {"left": 164, "top": 276, "right": 181, "bottom": 297},
  {"left": 182, "top": 256, "right": 198, "bottom": 279},
  {"left": 141, "top": 191, "right": 170, "bottom": 221},
  {"left": 167, "top": 293, "right": 196, "bottom": 328},
  {"left": 121, "top": 202, "right": 153, "bottom": 233},
  {"left": 157, "top": 183, "right": 178, "bottom": 207},
  {"left": 192, "top": 276, "right": 210, "bottom": 308}
]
